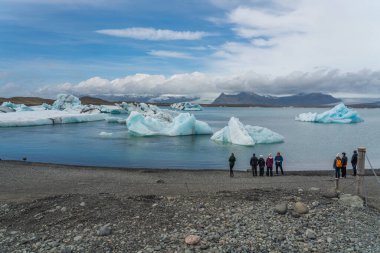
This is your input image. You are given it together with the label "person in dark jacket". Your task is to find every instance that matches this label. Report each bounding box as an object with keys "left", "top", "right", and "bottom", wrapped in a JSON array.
[
  {"left": 229, "top": 153, "right": 236, "bottom": 177},
  {"left": 333, "top": 153, "right": 342, "bottom": 179},
  {"left": 274, "top": 152, "right": 284, "bottom": 175},
  {"left": 351, "top": 150, "right": 358, "bottom": 176},
  {"left": 341, "top": 152, "right": 348, "bottom": 178},
  {"left": 258, "top": 155, "right": 265, "bottom": 176},
  {"left": 266, "top": 153, "right": 274, "bottom": 177},
  {"left": 250, "top": 153, "right": 259, "bottom": 177}
]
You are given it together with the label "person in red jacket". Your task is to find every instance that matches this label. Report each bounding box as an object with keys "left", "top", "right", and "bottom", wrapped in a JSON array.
[{"left": 266, "top": 153, "right": 274, "bottom": 177}]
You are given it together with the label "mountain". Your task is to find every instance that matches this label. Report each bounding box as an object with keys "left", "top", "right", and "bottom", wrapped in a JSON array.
[
  {"left": 0, "top": 97, "right": 54, "bottom": 106},
  {"left": 212, "top": 92, "right": 341, "bottom": 106}
]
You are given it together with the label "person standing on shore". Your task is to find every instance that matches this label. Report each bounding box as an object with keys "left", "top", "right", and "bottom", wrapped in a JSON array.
[
  {"left": 229, "top": 153, "right": 236, "bottom": 177},
  {"left": 250, "top": 153, "right": 259, "bottom": 177},
  {"left": 333, "top": 154, "right": 342, "bottom": 179},
  {"left": 274, "top": 152, "right": 284, "bottom": 175},
  {"left": 351, "top": 150, "right": 358, "bottom": 176},
  {"left": 258, "top": 155, "right": 265, "bottom": 176},
  {"left": 266, "top": 153, "right": 274, "bottom": 177},
  {"left": 341, "top": 152, "right": 348, "bottom": 178}
]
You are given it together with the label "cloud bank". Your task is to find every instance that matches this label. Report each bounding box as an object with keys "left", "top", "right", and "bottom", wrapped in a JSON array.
[
  {"left": 36, "top": 69, "right": 380, "bottom": 99},
  {"left": 96, "top": 27, "right": 210, "bottom": 40}
]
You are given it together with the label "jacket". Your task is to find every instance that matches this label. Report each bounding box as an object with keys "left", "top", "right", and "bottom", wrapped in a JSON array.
[
  {"left": 275, "top": 155, "right": 283, "bottom": 164},
  {"left": 351, "top": 153, "right": 358, "bottom": 165},
  {"left": 250, "top": 156, "right": 259, "bottom": 166},
  {"left": 229, "top": 155, "right": 236, "bottom": 164},
  {"left": 258, "top": 158, "right": 265, "bottom": 168},
  {"left": 266, "top": 157, "right": 274, "bottom": 167},
  {"left": 342, "top": 155, "right": 348, "bottom": 166}
]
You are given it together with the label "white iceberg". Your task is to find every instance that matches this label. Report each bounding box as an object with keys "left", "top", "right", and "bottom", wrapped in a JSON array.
[
  {"left": 170, "top": 102, "right": 202, "bottom": 111},
  {"left": 1, "top": 101, "right": 33, "bottom": 112},
  {"left": 295, "top": 103, "right": 363, "bottom": 123},
  {"left": 126, "top": 111, "right": 212, "bottom": 136},
  {"left": 0, "top": 110, "right": 107, "bottom": 127},
  {"left": 99, "top": 131, "right": 113, "bottom": 137},
  {"left": 119, "top": 102, "right": 178, "bottom": 122},
  {"left": 211, "top": 117, "right": 284, "bottom": 146},
  {"left": 52, "top": 94, "right": 82, "bottom": 111}
]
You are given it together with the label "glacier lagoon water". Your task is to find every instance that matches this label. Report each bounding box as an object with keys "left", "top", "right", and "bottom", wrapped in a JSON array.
[{"left": 0, "top": 107, "right": 379, "bottom": 171}]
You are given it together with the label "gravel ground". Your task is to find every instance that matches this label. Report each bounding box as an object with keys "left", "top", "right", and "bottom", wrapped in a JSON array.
[
  {"left": 0, "top": 189, "right": 379, "bottom": 252},
  {"left": 0, "top": 161, "right": 379, "bottom": 252}
]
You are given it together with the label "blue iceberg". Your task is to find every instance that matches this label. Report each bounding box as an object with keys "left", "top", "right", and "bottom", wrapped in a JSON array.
[
  {"left": 1, "top": 101, "right": 33, "bottom": 112},
  {"left": 52, "top": 94, "right": 82, "bottom": 111},
  {"left": 211, "top": 117, "right": 284, "bottom": 146},
  {"left": 126, "top": 111, "right": 212, "bottom": 136},
  {"left": 295, "top": 103, "right": 363, "bottom": 123},
  {"left": 170, "top": 102, "right": 202, "bottom": 111}
]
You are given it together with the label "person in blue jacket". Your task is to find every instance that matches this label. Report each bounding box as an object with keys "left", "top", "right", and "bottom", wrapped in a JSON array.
[{"left": 275, "top": 152, "right": 284, "bottom": 175}]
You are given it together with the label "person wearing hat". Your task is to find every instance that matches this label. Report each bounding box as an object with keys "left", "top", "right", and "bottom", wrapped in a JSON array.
[
  {"left": 333, "top": 153, "right": 343, "bottom": 179},
  {"left": 275, "top": 152, "right": 284, "bottom": 175},
  {"left": 228, "top": 153, "right": 236, "bottom": 177},
  {"left": 250, "top": 153, "right": 259, "bottom": 177},
  {"left": 266, "top": 153, "right": 274, "bottom": 177},
  {"left": 351, "top": 150, "right": 358, "bottom": 176},
  {"left": 341, "top": 152, "right": 348, "bottom": 178},
  {"left": 258, "top": 155, "right": 266, "bottom": 176}
]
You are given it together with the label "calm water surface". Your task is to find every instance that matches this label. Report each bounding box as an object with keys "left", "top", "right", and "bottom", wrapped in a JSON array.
[{"left": 1, "top": 107, "right": 379, "bottom": 171}]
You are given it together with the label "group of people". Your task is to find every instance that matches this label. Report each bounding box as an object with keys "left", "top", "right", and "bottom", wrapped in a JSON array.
[
  {"left": 228, "top": 152, "right": 284, "bottom": 177},
  {"left": 333, "top": 150, "right": 358, "bottom": 179}
]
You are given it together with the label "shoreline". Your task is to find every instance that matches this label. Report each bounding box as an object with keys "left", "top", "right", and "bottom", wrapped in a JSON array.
[{"left": 1, "top": 159, "right": 379, "bottom": 176}]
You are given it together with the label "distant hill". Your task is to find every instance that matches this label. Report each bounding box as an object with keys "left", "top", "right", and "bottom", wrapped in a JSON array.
[
  {"left": 93, "top": 94, "right": 199, "bottom": 103},
  {"left": 79, "top": 96, "right": 114, "bottom": 105},
  {"left": 212, "top": 92, "right": 342, "bottom": 106},
  {"left": 0, "top": 97, "right": 54, "bottom": 106}
]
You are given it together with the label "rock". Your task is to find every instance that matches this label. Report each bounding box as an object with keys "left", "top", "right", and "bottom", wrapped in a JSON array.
[
  {"left": 309, "top": 187, "right": 320, "bottom": 192},
  {"left": 61, "top": 207, "right": 67, "bottom": 212},
  {"left": 290, "top": 211, "right": 301, "bottom": 218},
  {"left": 156, "top": 179, "right": 165, "bottom": 184},
  {"left": 327, "top": 237, "right": 333, "bottom": 243},
  {"left": 97, "top": 224, "right": 112, "bottom": 236},
  {"left": 339, "top": 194, "right": 363, "bottom": 208},
  {"left": 79, "top": 202, "right": 86, "bottom": 207},
  {"left": 184, "top": 235, "right": 201, "bottom": 245},
  {"left": 294, "top": 202, "right": 309, "bottom": 214},
  {"left": 274, "top": 202, "right": 288, "bottom": 214},
  {"left": 200, "top": 244, "right": 210, "bottom": 250},
  {"left": 305, "top": 229, "right": 317, "bottom": 239},
  {"left": 73, "top": 236, "right": 82, "bottom": 242},
  {"left": 60, "top": 246, "right": 72, "bottom": 253},
  {"left": 298, "top": 188, "right": 304, "bottom": 193},
  {"left": 312, "top": 201, "right": 319, "bottom": 207},
  {"left": 323, "top": 189, "right": 339, "bottom": 198}
]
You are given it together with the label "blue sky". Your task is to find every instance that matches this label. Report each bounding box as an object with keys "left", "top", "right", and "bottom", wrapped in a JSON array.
[{"left": 1, "top": 0, "right": 380, "bottom": 98}]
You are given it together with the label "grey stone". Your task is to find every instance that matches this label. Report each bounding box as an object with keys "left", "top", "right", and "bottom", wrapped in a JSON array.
[
  {"left": 305, "top": 229, "right": 317, "bottom": 240},
  {"left": 97, "top": 224, "right": 112, "bottom": 236},
  {"left": 294, "top": 202, "right": 309, "bottom": 214},
  {"left": 274, "top": 202, "right": 288, "bottom": 214}
]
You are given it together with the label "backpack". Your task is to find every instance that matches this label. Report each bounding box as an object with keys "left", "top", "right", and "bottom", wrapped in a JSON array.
[{"left": 335, "top": 159, "right": 342, "bottom": 168}]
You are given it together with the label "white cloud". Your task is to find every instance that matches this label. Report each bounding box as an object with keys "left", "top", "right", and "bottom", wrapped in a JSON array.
[
  {"left": 208, "top": 0, "right": 380, "bottom": 76},
  {"left": 96, "top": 27, "right": 210, "bottom": 40},
  {"left": 36, "top": 69, "right": 380, "bottom": 99},
  {"left": 148, "top": 50, "right": 193, "bottom": 59}
]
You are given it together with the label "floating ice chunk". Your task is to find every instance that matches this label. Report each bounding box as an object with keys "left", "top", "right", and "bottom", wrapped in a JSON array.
[
  {"left": 295, "top": 103, "right": 363, "bottom": 123},
  {"left": 126, "top": 111, "right": 212, "bottom": 136},
  {"left": 211, "top": 117, "right": 284, "bottom": 146},
  {"left": 0, "top": 106, "right": 16, "bottom": 113},
  {"left": 170, "top": 102, "right": 202, "bottom": 111},
  {"left": 52, "top": 94, "right": 82, "bottom": 111},
  {"left": 106, "top": 117, "right": 126, "bottom": 124},
  {"left": 0, "top": 110, "right": 106, "bottom": 127},
  {"left": 99, "top": 105, "right": 128, "bottom": 114},
  {"left": 119, "top": 102, "right": 178, "bottom": 122},
  {"left": 99, "top": 131, "right": 113, "bottom": 137},
  {"left": 1, "top": 102, "right": 33, "bottom": 112}
]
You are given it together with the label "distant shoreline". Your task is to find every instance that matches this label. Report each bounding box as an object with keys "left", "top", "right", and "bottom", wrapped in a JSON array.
[{"left": 1, "top": 96, "right": 380, "bottom": 108}]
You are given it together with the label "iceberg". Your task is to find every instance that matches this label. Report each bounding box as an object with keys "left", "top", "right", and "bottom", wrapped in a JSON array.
[
  {"left": 52, "top": 94, "right": 82, "bottom": 111},
  {"left": 170, "top": 102, "right": 202, "bottom": 111},
  {"left": 0, "top": 110, "right": 107, "bottom": 127},
  {"left": 211, "top": 117, "right": 284, "bottom": 146},
  {"left": 295, "top": 103, "right": 363, "bottom": 123},
  {"left": 126, "top": 111, "right": 212, "bottom": 136},
  {"left": 1, "top": 102, "right": 33, "bottom": 112},
  {"left": 99, "top": 131, "right": 113, "bottom": 137},
  {"left": 119, "top": 102, "right": 178, "bottom": 122}
]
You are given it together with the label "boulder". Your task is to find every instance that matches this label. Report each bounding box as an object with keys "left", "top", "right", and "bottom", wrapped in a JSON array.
[
  {"left": 294, "top": 202, "right": 309, "bottom": 214},
  {"left": 185, "top": 235, "right": 201, "bottom": 245},
  {"left": 339, "top": 194, "right": 363, "bottom": 208},
  {"left": 274, "top": 202, "right": 288, "bottom": 214},
  {"left": 322, "top": 189, "right": 339, "bottom": 198}
]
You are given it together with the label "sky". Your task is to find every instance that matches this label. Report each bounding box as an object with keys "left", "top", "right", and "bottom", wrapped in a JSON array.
[{"left": 1, "top": 0, "right": 380, "bottom": 99}]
